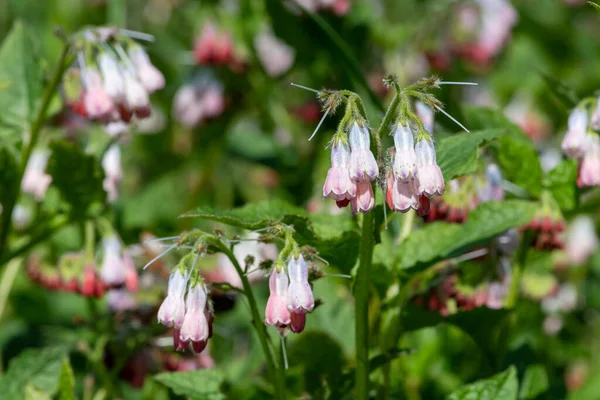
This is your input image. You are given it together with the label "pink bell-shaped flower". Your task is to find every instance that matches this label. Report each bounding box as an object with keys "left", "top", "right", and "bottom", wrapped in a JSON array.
[
  {"left": 415, "top": 138, "right": 444, "bottom": 196},
  {"left": 323, "top": 141, "right": 357, "bottom": 201},
  {"left": 102, "top": 144, "right": 122, "bottom": 203},
  {"left": 265, "top": 267, "right": 291, "bottom": 327},
  {"left": 578, "top": 135, "right": 600, "bottom": 187},
  {"left": 287, "top": 255, "right": 314, "bottom": 314},
  {"left": 386, "top": 171, "right": 418, "bottom": 212},
  {"left": 83, "top": 68, "right": 115, "bottom": 120},
  {"left": 100, "top": 235, "right": 126, "bottom": 287},
  {"left": 21, "top": 150, "right": 52, "bottom": 202},
  {"left": 565, "top": 216, "right": 599, "bottom": 265},
  {"left": 129, "top": 45, "right": 166, "bottom": 93},
  {"left": 392, "top": 123, "right": 417, "bottom": 181},
  {"left": 562, "top": 108, "right": 589, "bottom": 159},
  {"left": 123, "top": 71, "right": 151, "bottom": 118},
  {"left": 351, "top": 179, "right": 375, "bottom": 214},
  {"left": 97, "top": 52, "right": 125, "bottom": 102},
  {"left": 180, "top": 282, "right": 210, "bottom": 353},
  {"left": 157, "top": 269, "right": 188, "bottom": 327},
  {"left": 348, "top": 122, "right": 379, "bottom": 181}
]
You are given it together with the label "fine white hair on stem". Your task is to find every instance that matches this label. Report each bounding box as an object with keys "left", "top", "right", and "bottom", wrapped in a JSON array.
[
  {"left": 144, "top": 235, "right": 180, "bottom": 244},
  {"left": 119, "top": 29, "right": 155, "bottom": 42},
  {"left": 382, "top": 195, "right": 388, "bottom": 230},
  {"left": 433, "top": 105, "right": 470, "bottom": 133},
  {"left": 453, "top": 248, "right": 489, "bottom": 264},
  {"left": 312, "top": 254, "right": 329, "bottom": 266},
  {"left": 280, "top": 335, "right": 289, "bottom": 370},
  {"left": 244, "top": 267, "right": 262, "bottom": 277},
  {"left": 437, "top": 81, "right": 478, "bottom": 86},
  {"left": 502, "top": 180, "right": 529, "bottom": 198},
  {"left": 290, "top": 82, "right": 321, "bottom": 94},
  {"left": 323, "top": 273, "right": 352, "bottom": 279},
  {"left": 308, "top": 107, "right": 330, "bottom": 141},
  {"left": 143, "top": 243, "right": 177, "bottom": 270}
]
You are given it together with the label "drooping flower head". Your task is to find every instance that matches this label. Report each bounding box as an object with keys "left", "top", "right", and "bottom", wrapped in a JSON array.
[
  {"left": 578, "top": 135, "right": 600, "bottom": 187},
  {"left": 562, "top": 108, "right": 589, "bottom": 159},
  {"left": 323, "top": 140, "right": 357, "bottom": 201},
  {"left": 157, "top": 269, "right": 188, "bottom": 327},
  {"left": 100, "top": 235, "right": 126, "bottom": 286},
  {"left": 180, "top": 282, "right": 210, "bottom": 353},
  {"left": 21, "top": 150, "right": 52, "bottom": 202},
  {"left": 392, "top": 122, "right": 417, "bottom": 181},
  {"left": 286, "top": 254, "right": 314, "bottom": 314},
  {"left": 128, "top": 45, "right": 166, "bottom": 93},
  {"left": 348, "top": 121, "right": 379, "bottom": 182},
  {"left": 351, "top": 178, "right": 375, "bottom": 214},
  {"left": 386, "top": 171, "right": 419, "bottom": 212},
  {"left": 415, "top": 137, "right": 445, "bottom": 197},
  {"left": 265, "top": 266, "right": 291, "bottom": 327}
]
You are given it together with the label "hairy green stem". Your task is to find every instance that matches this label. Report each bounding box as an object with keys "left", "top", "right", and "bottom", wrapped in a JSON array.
[
  {"left": 505, "top": 231, "right": 532, "bottom": 308},
  {"left": 355, "top": 211, "right": 375, "bottom": 399},
  {"left": 220, "top": 244, "right": 286, "bottom": 399},
  {"left": 0, "top": 43, "right": 71, "bottom": 262}
]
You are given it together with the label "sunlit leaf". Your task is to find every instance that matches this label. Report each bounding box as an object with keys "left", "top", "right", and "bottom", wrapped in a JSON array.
[
  {"left": 519, "top": 364, "right": 549, "bottom": 400},
  {"left": 154, "top": 369, "right": 225, "bottom": 400},
  {"left": 543, "top": 159, "right": 578, "bottom": 210},
  {"left": 447, "top": 366, "right": 518, "bottom": 400}
]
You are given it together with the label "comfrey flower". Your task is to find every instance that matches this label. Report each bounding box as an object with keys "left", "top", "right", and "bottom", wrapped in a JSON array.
[
  {"left": 21, "top": 150, "right": 52, "bottom": 201},
  {"left": 415, "top": 137, "right": 445, "bottom": 196},
  {"left": 128, "top": 45, "right": 166, "bottom": 93},
  {"left": 414, "top": 101, "right": 434, "bottom": 133},
  {"left": 323, "top": 141, "right": 356, "bottom": 201},
  {"left": 351, "top": 179, "right": 375, "bottom": 214},
  {"left": 173, "top": 77, "right": 225, "bottom": 128},
  {"left": 348, "top": 122, "right": 379, "bottom": 181},
  {"left": 287, "top": 255, "right": 314, "bottom": 333},
  {"left": 97, "top": 52, "right": 125, "bottom": 103},
  {"left": 561, "top": 108, "right": 589, "bottom": 159},
  {"left": 392, "top": 123, "right": 417, "bottom": 181},
  {"left": 179, "top": 282, "right": 210, "bottom": 353},
  {"left": 565, "top": 216, "right": 599, "bottom": 265},
  {"left": 254, "top": 30, "right": 295, "bottom": 78},
  {"left": 83, "top": 68, "right": 115, "bottom": 120},
  {"left": 265, "top": 267, "right": 291, "bottom": 328},
  {"left": 157, "top": 269, "right": 188, "bottom": 327},
  {"left": 100, "top": 236, "right": 127, "bottom": 286},
  {"left": 386, "top": 171, "right": 419, "bottom": 212},
  {"left": 578, "top": 135, "right": 600, "bottom": 187},
  {"left": 102, "top": 144, "right": 122, "bottom": 203}
]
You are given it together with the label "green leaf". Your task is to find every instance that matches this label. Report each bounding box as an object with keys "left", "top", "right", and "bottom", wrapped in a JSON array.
[
  {"left": 56, "top": 359, "right": 75, "bottom": 400},
  {"left": 436, "top": 129, "right": 503, "bottom": 181},
  {"left": 447, "top": 366, "right": 518, "bottom": 400},
  {"left": 395, "top": 200, "right": 537, "bottom": 272},
  {"left": 154, "top": 369, "right": 225, "bottom": 400},
  {"left": 182, "top": 200, "right": 360, "bottom": 272},
  {"left": 543, "top": 159, "right": 578, "bottom": 210},
  {"left": 0, "top": 145, "right": 19, "bottom": 208},
  {"left": 462, "top": 107, "right": 543, "bottom": 196},
  {"left": 47, "top": 140, "right": 105, "bottom": 217},
  {"left": 519, "top": 364, "right": 549, "bottom": 400},
  {"left": 0, "top": 347, "right": 68, "bottom": 398},
  {"left": 0, "top": 21, "right": 44, "bottom": 150},
  {"left": 539, "top": 71, "right": 579, "bottom": 109},
  {"left": 24, "top": 384, "right": 52, "bottom": 400}
]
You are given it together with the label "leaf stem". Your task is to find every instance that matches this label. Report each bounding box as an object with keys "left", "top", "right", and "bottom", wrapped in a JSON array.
[
  {"left": 0, "top": 257, "right": 22, "bottom": 321},
  {"left": 219, "top": 242, "right": 286, "bottom": 399},
  {"left": 0, "top": 42, "right": 71, "bottom": 263},
  {"left": 354, "top": 211, "right": 375, "bottom": 399}
]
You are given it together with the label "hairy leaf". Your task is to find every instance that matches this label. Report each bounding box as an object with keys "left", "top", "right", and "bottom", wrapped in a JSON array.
[
  {"left": 448, "top": 366, "right": 518, "bottom": 400},
  {"left": 519, "top": 364, "right": 549, "bottom": 400},
  {"left": 47, "top": 140, "right": 105, "bottom": 217},
  {"left": 395, "top": 200, "right": 537, "bottom": 272},
  {"left": 24, "top": 384, "right": 52, "bottom": 400},
  {"left": 57, "top": 359, "right": 75, "bottom": 400},
  {"left": 0, "top": 21, "right": 44, "bottom": 150},
  {"left": 543, "top": 159, "right": 578, "bottom": 210},
  {"left": 182, "top": 200, "right": 360, "bottom": 272},
  {"left": 154, "top": 369, "right": 225, "bottom": 400},
  {"left": 0, "top": 347, "right": 68, "bottom": 398},
  {"left": 436, "top": 129, "right": 503, "bottom": 181}
]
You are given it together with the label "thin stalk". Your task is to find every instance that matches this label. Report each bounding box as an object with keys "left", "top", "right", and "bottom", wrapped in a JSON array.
[
  {"left": 398, "top": 210, "right": 415, "bottom": 243},
  {"left": 505, "top": 231, "right": 532, "bottom": 308},
  {"left": 0, "top": 258, "right": 22, "bottom": 321},
  {"left": 220, "top": 244, "right": 286, "bottom": 399},
  {"left": 355, "top": 211, "right": 375, "bottom": 399},
  {"left": 0, "top": 43, "right": 71, "bottom": 262}
]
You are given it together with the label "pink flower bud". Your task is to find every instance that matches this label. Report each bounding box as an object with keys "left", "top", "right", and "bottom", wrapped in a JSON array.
[
  {"left": 265, "top": 268, "right": 291, "bottom": 327},
  {"left": 351, "top": 179, "right": 375, "bottom": 214},
  {"left": 578, "top": 136, "right": 600, "bottom": 187},
  {"left": 98, "top": 53, "right": 125, "bottom": 102},
  {"left": 123, "top": 253, "right": 139, "bottom": 292},
  {"left": 348, "top": 122, "right": 379, "bottom": 181},
  {"left": 565, "top": 216, "right": 599, "bottom": 265},
  {"left": 290, "top": 312, "right": 306, "bottom": 333},
  {"left": 392, "top": 123, "right": 417, "bottom": 181},
  {"left": 100, "top": 236, "right": 126, "bottom": 287},
  {"left": 129, "top": 46, "right": 165, "bottom": 93},
  {"left": 180, "top": 283, "right": 209, "bottom": 353},
  {"left": 102, "top": 144, "right": 122, "bottom": 203},
  {"left": 80, "top": 265, "right": 98, "bottom": 297},
  {"left": 386, "top": 172, "right": 418, "bottom": 212},
  {"left": 415, "top": 101, "right": 434, "bottom": 133},
  {"left": 158, "top": 269, "right": 188, "bottom": 327},
  {"left": 562, "top": 108, "right": 589, "bottom": 159},
  {"left": 83, "top": 69, "right": 115, "bottom": 119},
  {"left": 415, "top": 138, "right": 444, "bottom": 196},
  {"left": 323, "top": 141, "right": 357, "bottom": 201},
  {"left": 254, "top": 30, "right": 295, "bottom": 78},
  {"left": 21, "top": 150, "right": 52, "bottom": 201},
  {"left": 287, "top": 255, "right": 314, "bottom": 314}
]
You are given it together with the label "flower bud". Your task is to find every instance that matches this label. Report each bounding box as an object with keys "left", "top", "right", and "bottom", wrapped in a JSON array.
[
  {"left": 562, "top": 108, "right": 589, "bottom": 159},
  {"left": 415, "top": 138, "right": 444, "bottom": 196},
  {"left": 21, "top": 150, "right": 52, "bottom": 202},
  {"left": 157, "top": 269, "right": 188, "bottom": 327},
  {"left": 323, "top": 141, "right": 357, "bottom": 201},
  {"left": 348, "top": 122, "right": 379, "bottom": 181},
  {"left": 180, "top": 283, "right": 209, "bottom": 353},
  {"left": 287, "top": 255, "right": 314, "bottom": 314},
  {"left": 129, "top": 45, "right": 165, "bottom": 93},
  {"left": 290, "top": 311, "right": 306, "bottom": 333},
  {"left": 392, "top": 123, "right": 417, "bottom": 181},
  {"left": 351, "top": 179, "right": 375, "bottom": 214},
  {"left": 265, "top": 267, "right": 291, "bottom": 327}
]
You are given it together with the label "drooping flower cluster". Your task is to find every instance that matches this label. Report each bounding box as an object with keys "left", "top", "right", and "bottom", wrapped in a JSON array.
[
  {"left": 561, "top": 107, "right": 600, "bottom": 187},
  {"left": 26, "top": 235, "right": 139, "bottom": 298},
  {"left": 193, "top": 22, "right": 245, "bottom": 71},
  {"left": 157, "top": 269, "right": 214, "bottom": 354},
  {"left": 63, "top": 27, "right": 165, "bottom": 125},
  {"left": 254, "top": 30, "right": 295, "bottom": 78},
  {"left": 265, "top": 254, "right": 315, "bottom": 334},
  {"left": 173, "top": 74, "right": 225, "bottom": 128}
]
